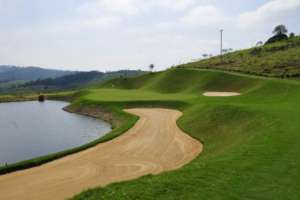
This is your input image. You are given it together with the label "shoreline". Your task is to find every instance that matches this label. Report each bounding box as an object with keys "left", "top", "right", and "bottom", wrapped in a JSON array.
[
  {"left": 0, "top": 108, "right": 202, "bottom": 200},
  {"left": 0, "top": 98, "right": 137, "bottom": 175}
]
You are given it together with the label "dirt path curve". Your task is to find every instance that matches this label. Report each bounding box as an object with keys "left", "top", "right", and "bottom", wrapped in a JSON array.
[{"left": 0, "top": 108, "right": 202, "bottom": 200}]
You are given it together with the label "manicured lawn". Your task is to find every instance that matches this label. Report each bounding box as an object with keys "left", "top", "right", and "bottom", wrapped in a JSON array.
[
  {"left": 71, "top": 68, "right": 300, "bottom": 200},
  {"left": 83, "top": 88, "right": 196, "bottom": 102}
]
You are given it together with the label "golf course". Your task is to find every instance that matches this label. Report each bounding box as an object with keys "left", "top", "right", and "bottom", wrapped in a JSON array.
[
  {"left": 1, "top": 66, "right": 300, "bottom": 199},
  {"left": 72, "top": 68, "right": 300, "bottom": 200},
  {"left": 1, "top": 1, "right": 300, "bottom": 198}
]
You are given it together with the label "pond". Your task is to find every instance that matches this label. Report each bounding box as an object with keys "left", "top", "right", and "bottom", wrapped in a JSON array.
[{"left": 0, "top": 100, "right": 111, "bottom": 165}]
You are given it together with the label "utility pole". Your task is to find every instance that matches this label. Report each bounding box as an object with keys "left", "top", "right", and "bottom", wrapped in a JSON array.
[{"left": 220, "top": 29, "right": 223, "bottom": 62}]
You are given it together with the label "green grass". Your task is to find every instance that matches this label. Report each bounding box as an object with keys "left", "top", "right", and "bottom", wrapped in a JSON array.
[
  {"left": 69, "top": 68, "right": 300, "bottom": 200},
  {"left": 0, "top": 94, "right": 36, "bottom": 103},
  {"left": 1, "top": 67, "right": 299, "bottom": 199},
  {"left": 182, "top": 36, "right": 300, "bottom": 78},
  {"left": 0, "top": 91, "right": 76, "bottom": 103}
]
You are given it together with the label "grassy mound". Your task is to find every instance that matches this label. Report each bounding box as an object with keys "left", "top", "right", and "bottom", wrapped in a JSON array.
[
  {"left": 70, "top": 68, "right": 300, "bottom": 200},
  {"left": 182, "top": 36, "right": 300, "bottom": 78}
]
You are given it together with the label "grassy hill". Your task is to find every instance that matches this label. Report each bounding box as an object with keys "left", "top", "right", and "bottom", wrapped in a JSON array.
[
  {"left": 67, "top": 68, "right": 300, "bottom": 200},
  {"left": 181, "top": 36, "right": 300, "bottom": 78}
]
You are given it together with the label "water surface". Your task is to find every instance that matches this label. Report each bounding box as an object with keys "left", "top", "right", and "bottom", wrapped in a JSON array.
[{"left": 0, "top": 101, "right": 111, "bottom": 165}]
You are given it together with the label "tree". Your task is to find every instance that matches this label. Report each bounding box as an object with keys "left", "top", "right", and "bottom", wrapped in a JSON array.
[
  {"left": 266, "top": 25, "right": 289, "bottom": 44},
  {"left": 149, "top": 64, "right": 154, "bottom": 72},
  {"left": 273, "top": 24, "right": 288, "bottom": 36},
  {"left": 289, "top": 32, "right": 295, "bottom": 38},
  {"left": 256, "top": 41, "right": 263, "bottom": 47}
]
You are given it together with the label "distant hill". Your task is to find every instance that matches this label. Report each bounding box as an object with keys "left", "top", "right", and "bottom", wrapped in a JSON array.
[
  {"left": 19, "top": 70, "right": 146, "bottom": 91},
  {"left": 0, "top": 65, "right": 146, "bottom": 93},
  {"left": 23, "top": 71, "right": 103, "bottom": 89},
  {"left": 0, "top": 66, "right": 74, "bottom": 83},
  {"left": 182, "top": 35, "right": 300, "bottom": 78}
]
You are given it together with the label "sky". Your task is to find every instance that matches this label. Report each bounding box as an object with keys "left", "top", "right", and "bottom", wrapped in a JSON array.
[{"left": 0, "top": 0, "right": 299, "bottom": 71}]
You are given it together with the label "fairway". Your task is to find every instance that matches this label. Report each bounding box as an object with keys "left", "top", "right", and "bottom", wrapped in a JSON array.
[{"left": 71, "top": 68, "right": 300, "bottom": 200}]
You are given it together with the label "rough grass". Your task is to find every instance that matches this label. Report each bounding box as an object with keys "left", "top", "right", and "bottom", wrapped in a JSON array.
[
  {"left": 70, "top": 68, "right": 300, "bottom": 200},
  {"left": 0, "top": 91, "right": 75, "bottom": 103},
  {"left": 182, "top": 36, "right": 300, "bottom": 78}
]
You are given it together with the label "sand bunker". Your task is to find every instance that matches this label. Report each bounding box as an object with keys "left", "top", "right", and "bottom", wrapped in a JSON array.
[
  {"left": 0, "top": 108, "right": 202, "bottom": 200},
  {"left": 203, "top": 92, "right": 241, "bottom": 97}
]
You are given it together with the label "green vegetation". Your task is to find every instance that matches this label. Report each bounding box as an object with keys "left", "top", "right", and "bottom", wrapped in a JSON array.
[
  {"left": 67, "top": 68, "right": 300, "bottom": 200},
  {"left": 0, "top": 68, "right": 145, "bottom": 94},
  {"left": 0, "top": 94, "right": 37, "bottom": 103},
  {"left": 265, "top": 24, "right": 289, "bottom": 45},
  {"left": 22, "top": 70, "right": 146, "bottom": 91},
  {"left": 0, "top": 91, "right": 75, "bottom": 103},
  {"left": 1, "top": 67, "right": 300, "bottom": 199},
  {"left": 182, "top": 36, "right": 300, "bottom": 78},
  {"left": 0, "top": 65, "right": 73, "bottom": 82},
  {"left": 23, "top": 71, "right": 104, "bottom": 90}
]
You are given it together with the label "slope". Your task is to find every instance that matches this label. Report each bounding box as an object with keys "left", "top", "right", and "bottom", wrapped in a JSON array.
[
  {"left": 71, "top": 68, "right": 300, "bottom": 200},
  {"left": 182, "top": 36, "right": 300, "bottom": 78}
]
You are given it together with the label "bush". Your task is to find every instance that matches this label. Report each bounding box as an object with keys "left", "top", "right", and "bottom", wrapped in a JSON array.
[{"left": 265, "top": 34, "right": 288, "bottom": 45}]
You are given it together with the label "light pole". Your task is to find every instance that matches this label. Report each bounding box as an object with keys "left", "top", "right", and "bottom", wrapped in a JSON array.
[{"left": 220, "top": 29, "right": 223, "bottom": 62}]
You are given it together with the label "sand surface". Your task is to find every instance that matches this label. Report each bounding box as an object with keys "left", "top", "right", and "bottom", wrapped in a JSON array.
[
  {"left": 0, "top": 108, "right": 202, "bottom": 200},
  {"left": 203, "top": 92, "right": 241, "bottom": 96}
]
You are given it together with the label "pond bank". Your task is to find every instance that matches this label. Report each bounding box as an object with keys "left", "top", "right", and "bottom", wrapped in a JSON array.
[
  {"left": 0, "top": 108, "right": 202, "bottom": 200},
  {"left": 0, "top": 97, "right": 135, "bottom": 175}
]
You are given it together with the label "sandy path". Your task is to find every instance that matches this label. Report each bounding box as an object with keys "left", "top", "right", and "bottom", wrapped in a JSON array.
[
  {"left": 203, "top": 92, "right": 241, "bottom": 96},
  {"left": 0, "top": 108, "right": 202, "bottom": 200}
]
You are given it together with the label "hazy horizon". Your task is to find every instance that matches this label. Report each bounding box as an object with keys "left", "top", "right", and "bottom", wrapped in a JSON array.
[
  {"left": 1, "top": 0, "right": 299, "bottom": 71},
  {"left": 0, "top": 64, "right": 143, "bottom": 73}
]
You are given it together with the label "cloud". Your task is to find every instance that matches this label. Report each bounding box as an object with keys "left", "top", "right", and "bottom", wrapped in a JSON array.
[
  {"left": 45, "top": 0, "right": 132, "bottom": 34},
  {"left": 70, "top": 0, "right": 198, "bottom": 33},
  {"left": 180, "top": 5, "right": 225, "bottom": 26},
  {"left": 153, "top": 0, "right": 195, "bottom": 11},
  {"left": 79, "top": 0, "right": 196, "bottom": 18},
  {"left": 48, "top": 16, "right": 122, "bottom": 34},
  {"left": 98, "top": 0, "right": 139, "bottom": 15},
  {"left": 79, "top": 0, "right": 139, "bottom": 16},
  {"left": 238, "top": 0, "right": 300, "bottom": 29},
  {"left": 7, "top": 0, "right": 295, "bottom": 71}
]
